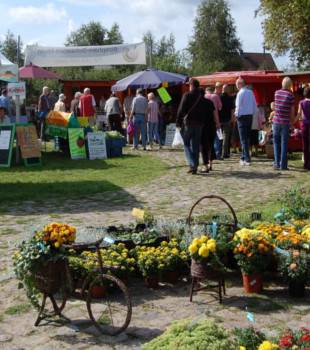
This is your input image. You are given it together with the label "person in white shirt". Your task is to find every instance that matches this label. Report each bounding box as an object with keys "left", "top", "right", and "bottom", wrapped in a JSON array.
[{"left": 235, "top": 78, "right": 257, "bottom": 165}]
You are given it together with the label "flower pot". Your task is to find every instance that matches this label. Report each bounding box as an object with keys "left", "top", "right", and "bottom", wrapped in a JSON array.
[
  {"left": 144, "top": 276, "right": 159, "bottom": 289},
  {"left": 242, "top": 273, "right": 263, "bottom": 293},
  {"left": 161, "top": 270, "right": 180, "bottom": 284},
  {"left": 90, "top": 285, "right": 106, "bottom": 298},
  {"left": 288, "top": 280, "right": 305, "bottom": 298}
]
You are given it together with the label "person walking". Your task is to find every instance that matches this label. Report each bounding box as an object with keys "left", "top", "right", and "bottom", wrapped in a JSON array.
[
  {"left": 273, "top": 77, "right": 295, "bottom": 170},
  {"left": 123, "top": 90, "right": 134, "bottom": 143},
  {"left": 79, "top": 87, "right": 96, "bottom": 126},
  {"left": 297, "top": 87, "right": 310, "bottom": 170},
  {"left": 130, "top": 89, "right": 148, "bottom": 150},
  {"left": 105, "top": 92, "right": 123, "bottom": 132},
  {"left": 220, "top": 84, "right": 235, "bottom": 159},
  {"left": 147, "top": 92, "right": 160, "bottom": 149},
  {"left": 235, "top": 78, "right": 257, "bottom": 166},
  {"left": 177, "top": 78, "right": 217, "bottom": 174}
]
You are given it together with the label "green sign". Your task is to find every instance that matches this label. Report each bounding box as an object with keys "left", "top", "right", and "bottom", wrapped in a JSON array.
[
  {"left": 157, "top": 87, "right": 172, "bottom": 104},
  {"left": 0, "top": 124, "right": 15, "bottom": 167},
  {"left": 68, "top": 128, "right": 86, "bottom": 160}
]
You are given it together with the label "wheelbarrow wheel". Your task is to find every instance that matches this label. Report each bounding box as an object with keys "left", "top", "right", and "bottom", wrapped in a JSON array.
[{"left": 86, "top": 274, "right": 132, "bottom": 335}]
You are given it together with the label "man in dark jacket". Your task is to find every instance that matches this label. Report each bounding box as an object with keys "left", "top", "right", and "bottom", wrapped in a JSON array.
[{"left": 177, "top": 78, "right": 218, "bottom": 174}]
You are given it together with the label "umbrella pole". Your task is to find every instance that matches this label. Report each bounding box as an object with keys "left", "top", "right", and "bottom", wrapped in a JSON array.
[{"left": 15, "top": 95, "right": 21, "bottom": 164}]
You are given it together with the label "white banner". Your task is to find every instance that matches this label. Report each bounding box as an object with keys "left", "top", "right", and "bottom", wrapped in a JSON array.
[{"left": 24, "top": 43, "right": 146, "bottom": 67}]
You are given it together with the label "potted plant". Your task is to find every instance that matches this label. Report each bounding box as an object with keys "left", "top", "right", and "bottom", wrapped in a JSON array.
[
  {"left": 278, "top": 249, "right": 310, "bottom": 297},
  {"left": 134, "top": 246, "right": 161, "bottom": 288},
  {"left": 188, "top": 234, "right": 225, "bottom": 280},
  {"left": 13, "top": 223, "right": 76, "bottom": 308},
  {"left": 233, "top": 228, "right": 274, "bottom": 293},
  {"left": 158, "top": 239, "right": 189, "bottom": 284}
]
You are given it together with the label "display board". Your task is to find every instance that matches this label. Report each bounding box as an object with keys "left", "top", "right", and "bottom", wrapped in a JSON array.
[
  {"left": 87, "top": 132, "right": 107, "bottom": 160},
  {"left": 0, "top": 124, "right": 15, "bottom": 167},
  {"left": 68, "top": 128, "right": 87, "bottom": 160},
  {"left": 164, "top": 123, "right": 176, "bottom": 146},
  {"left": 16, "top": 125, "right": 41, "bottom": 159}
]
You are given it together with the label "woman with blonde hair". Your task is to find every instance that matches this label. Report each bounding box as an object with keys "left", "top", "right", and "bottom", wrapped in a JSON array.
[{"left": 54, "top": 93, "right": 66, "bottom": 112}]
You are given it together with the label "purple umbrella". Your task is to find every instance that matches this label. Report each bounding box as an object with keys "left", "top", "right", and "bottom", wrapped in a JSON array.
[
  {"left": 111, "top": 68, "right": 188, "bottom": 92},
  {"left": 19, "top": 63, "right": 60, "bottom": 79}
]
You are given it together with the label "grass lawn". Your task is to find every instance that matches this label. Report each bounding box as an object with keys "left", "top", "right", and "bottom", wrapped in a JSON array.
[{"left": 0, "top": 148, "right": 167, "bottom": 204}]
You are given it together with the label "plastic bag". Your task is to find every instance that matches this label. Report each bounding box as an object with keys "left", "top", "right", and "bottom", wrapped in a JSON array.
[
  {"left": 216, "top": 128, "right": 223, "bottom": 141},
  {"left": 127, "top": 121, "right": 135, "bottom": 136},
  {"left": 172, "top": 128, "right": 184, "bottom": 147}
]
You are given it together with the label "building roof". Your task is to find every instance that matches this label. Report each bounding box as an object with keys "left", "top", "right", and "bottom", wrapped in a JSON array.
[
  {"left": 240, "top": 52, "right": 278, "bottom": 71},
  {"left": 195, "top": 70, "right": 283, "bottom": 86}
]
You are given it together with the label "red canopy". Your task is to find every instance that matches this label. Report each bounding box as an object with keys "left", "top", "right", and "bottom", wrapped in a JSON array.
[
  {"left": 195, "top": 70, "right": 283, "bottom": 85},
  {"left": 19, "top": 63, "right": 60, "bottom": 79}
]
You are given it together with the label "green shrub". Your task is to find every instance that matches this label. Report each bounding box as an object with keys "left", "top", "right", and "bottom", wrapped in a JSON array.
[
  {"left": 280, "top": 186, "right": 310, "bottom": 220},
  {"left": 142, "top": 318, "right": 236, "bottom": 350},
  {"left": 233, "top": 327, "right": 266, "bottom": 350}
]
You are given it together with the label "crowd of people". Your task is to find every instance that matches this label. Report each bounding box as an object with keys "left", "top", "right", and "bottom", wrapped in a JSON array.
[
  {"left": 1, "top": 75, "right": 309, "bottom": 171},
  {"left": 176, "top": 77, "right": 310, "bottom": 174}
]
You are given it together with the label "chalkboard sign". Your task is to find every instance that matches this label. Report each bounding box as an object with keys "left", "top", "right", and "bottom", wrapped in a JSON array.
[
  {"left": 16, "top": 124, "right": 41, "bottom": 159},
  {"left": 0, "top": 124, "right": 15, "bottom": 168},
  {"left": 164, "top": 123, "right": 176, "bottom": 146}
]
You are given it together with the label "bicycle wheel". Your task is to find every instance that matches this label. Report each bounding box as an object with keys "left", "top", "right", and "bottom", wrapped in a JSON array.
[{"left": 86, "top": 274, "right": 132, "bottom": 335}]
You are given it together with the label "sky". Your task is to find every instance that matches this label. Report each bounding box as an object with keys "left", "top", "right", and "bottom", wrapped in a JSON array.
[{"left": 0, "top": 0, "right": 290, "bottom": 69}]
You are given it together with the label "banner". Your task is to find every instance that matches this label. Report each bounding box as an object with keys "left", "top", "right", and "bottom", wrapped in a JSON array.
[
  {"left": 16, "top": 125, "right": 41, "bottom": 159},
  {"left": 68, "top": 128, "right": 87, "bottom": 160},
  {"left": 87, "top": 132, "right": 107, "bottom": 160},
  {"left": 8, "top": 82, "right": 26, "bottom": 100},
  {"left": 25, "top": 43, "right": 146, "bottom": 67}
]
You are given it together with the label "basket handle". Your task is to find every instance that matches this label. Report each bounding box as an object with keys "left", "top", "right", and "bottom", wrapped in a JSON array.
[{"left": 187, "top": 195, "right": 238, "bottom": 231}]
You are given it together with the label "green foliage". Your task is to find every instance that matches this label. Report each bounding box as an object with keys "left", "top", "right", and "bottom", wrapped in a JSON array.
[
  {"left": 5, "top": 303, "right": 31, "bottom": 316},
  {"left": 258, "top": 0, "right": 310, "bottom": 67},
  {"left": 233, "top": 327, "right": 266, "bottom": 350},
  {"left": 188, "top": 0, "right": 242, "bottom": 75},
  {"left": 278, "top": 249, "right": 310, "bottom": 282},
  {"left": 0, "top": 30, "right": 24, "bottom": 66},
  {"left": 280, "top": 186, "right": 310, "bottom": 220},
  {"left": 65, "top": 21, "right": 123, "bottom": 46},
  {"left": 143, "top": 31, "right": 189, "bottom": 73},
  {"left": 142, "top": 318, "right": 236, "bottom": 350}
]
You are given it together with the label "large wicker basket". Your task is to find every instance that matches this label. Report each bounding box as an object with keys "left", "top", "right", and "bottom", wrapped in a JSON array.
[
  {"left": 34, "top": 259, "right": 68, "bottom": 295},
  {"left": 190, "top": 259, "right": 223, "bottom": 281}
]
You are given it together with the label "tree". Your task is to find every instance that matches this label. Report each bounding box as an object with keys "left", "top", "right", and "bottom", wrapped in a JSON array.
[
  {"left": 257, "top": 0, "right": 310, "bottom": 67},
  {"left": 65, "top": 21, "right": 123, "bottom": 46},
  {"left": 188, "top": 0, "right": 242, "bottom": 75},
  {"left": 0, "top": 30, "right": 24, "bottom": 66},
  {"left": 143, "top": 32, "right": 188, "bottom": 73}
]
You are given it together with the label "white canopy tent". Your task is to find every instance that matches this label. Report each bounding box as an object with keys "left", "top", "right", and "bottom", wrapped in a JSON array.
[{"left": 0, "top": 53, "right": 18, "bottom": 83}]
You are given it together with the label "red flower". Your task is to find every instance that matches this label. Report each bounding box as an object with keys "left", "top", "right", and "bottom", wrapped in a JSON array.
[
  {"left": 300, "top": 334, "right": 310, "bottom": 342},
  {"left": 279, "top": 335, "right": 293, "bottom": 347}
]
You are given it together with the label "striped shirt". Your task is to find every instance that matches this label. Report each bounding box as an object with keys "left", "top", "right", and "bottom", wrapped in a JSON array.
[
  {"left": 274, "top": 89, "right": 294, "bottom": 125},
  {"left": 147, "top": 100, "right": 159, "bottom": 123}
]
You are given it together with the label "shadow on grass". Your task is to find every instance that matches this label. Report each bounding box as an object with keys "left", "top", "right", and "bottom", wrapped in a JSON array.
[{"left": 1, "top": 180, "right": 140, "bottom": 215}]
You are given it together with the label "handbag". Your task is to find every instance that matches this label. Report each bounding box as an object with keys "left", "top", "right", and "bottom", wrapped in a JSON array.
[
  {"left": 183, "top": 94, "right": 202, "bottom": 126},
  {"left": 127, "top": 120, "right": 135, "bottom": 136}
]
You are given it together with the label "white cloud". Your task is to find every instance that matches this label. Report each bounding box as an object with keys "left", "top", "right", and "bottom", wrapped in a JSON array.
[
  {"left": 67, "top": 18, "right": 75, "bottom": 34},
  {"left": 9, "top": 3, "right": 67, "bottom": 24}
]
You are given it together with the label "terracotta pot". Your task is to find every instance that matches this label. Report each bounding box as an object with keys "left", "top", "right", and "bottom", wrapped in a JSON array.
[
  {"left": 162, "top": 270, "right": 180, "bottom": 284},
  {"left": 288, "top": 280, "right": 305, "bottom": 298},
  {"left": 145, "top": 276, "right": 159, "bottom": 289},
  {"left": 242, "top": 273, "right": 263, "bottom": 293},
  {"left": 90, "top": 285, "right": 106, "bottom": 298}
]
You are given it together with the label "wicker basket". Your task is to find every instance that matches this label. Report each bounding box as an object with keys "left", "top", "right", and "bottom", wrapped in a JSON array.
[
  {"left": 265, "top": 144, "right": 274, "bottom": 159},
  {"left": 34, "top": 259, "right": 68, "bottom": 295},
  {"left": 190, "top": 259, "right": 223, "bottom": 281}
]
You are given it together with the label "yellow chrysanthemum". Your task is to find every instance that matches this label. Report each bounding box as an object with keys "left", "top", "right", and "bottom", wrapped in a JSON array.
[
  {"left": 258, "top": 341, "right": 279, "bottom": 350},
  {"left": 206, "top": 239, "right": 216, "bottom": 253},
  {"left": 198, "top": 244, "right": 209, "bottom": 258},
  {"left": 131, "top": 208, "right": 145, "bottom": 220},
  {"left": 240, "top": 347, "right": 246, "bottom": 350},
  {"left": 188, "top": 243, "right": 198, "bottom": 255}
]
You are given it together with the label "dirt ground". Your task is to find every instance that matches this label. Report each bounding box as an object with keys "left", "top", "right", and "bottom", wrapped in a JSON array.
[{"left": 0, "top": 149, "right": 309, "bottom": 349}]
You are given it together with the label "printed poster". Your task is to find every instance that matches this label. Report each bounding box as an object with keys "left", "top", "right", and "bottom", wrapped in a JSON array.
[
  {"left": 87, "top": 132, "right": 107, "bottom": 160},
  {"left": 157, "top": 87, "right": 172, "bottom": 104},
  {"left": 165, "top": 123, "right": 176, "bottom": 146},
  {"left": 68, "top": 128, "right": 87, "bottom": 160},
  {"left": 0, "top": 130, "right": 12, "bottom": 150}
]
